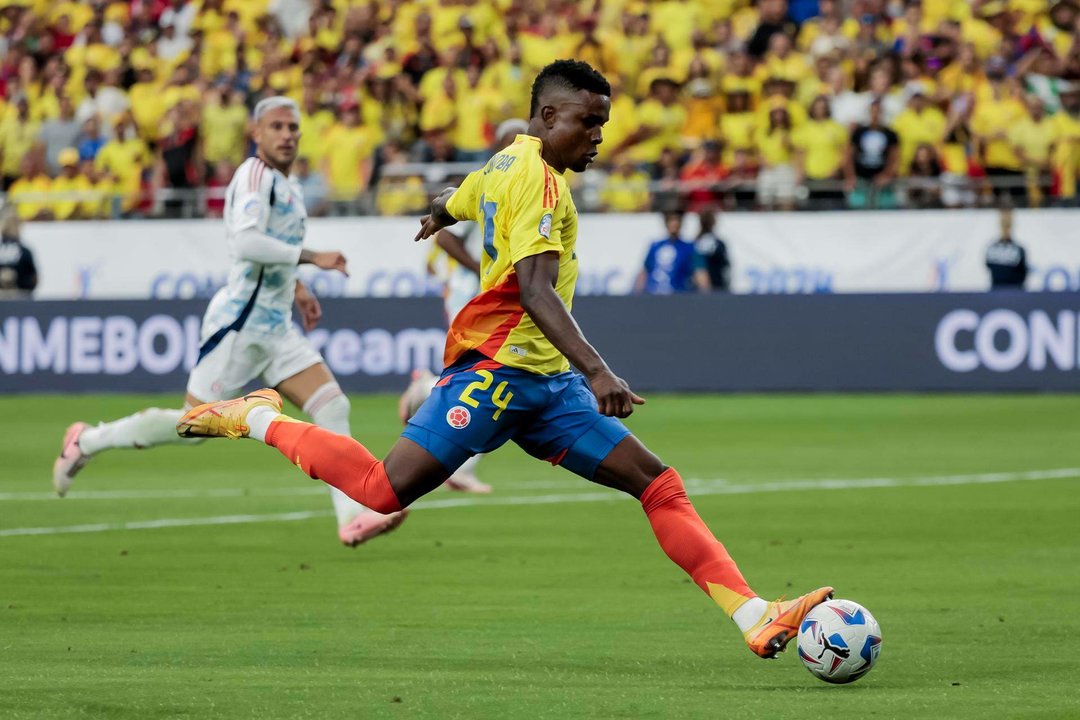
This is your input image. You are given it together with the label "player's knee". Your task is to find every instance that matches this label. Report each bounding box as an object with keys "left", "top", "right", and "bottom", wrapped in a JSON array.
[{"left": 304, "top": 382, "right": 350, "bottom": 436}]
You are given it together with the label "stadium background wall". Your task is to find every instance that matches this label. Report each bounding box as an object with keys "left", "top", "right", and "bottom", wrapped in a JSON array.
[
  {"left": 2, "top": 294, "right": 1078, "bottom": 394},
  {"left": 20, "top": 209, "right": 1080, "bottom": 299}
]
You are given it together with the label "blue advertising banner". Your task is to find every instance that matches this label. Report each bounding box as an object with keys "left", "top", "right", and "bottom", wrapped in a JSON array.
[{"left": 2, "top": 293, "right": 1078, "bottom": 393}]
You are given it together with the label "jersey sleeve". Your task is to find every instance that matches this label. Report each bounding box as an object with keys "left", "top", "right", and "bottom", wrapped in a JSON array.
[
  {"left": 506, "top": 158, "right": 562, "bottom": 265},
  {"left": 226, "top": 162, "right": 302, "bottom": 265},
  {"left": 227, "top": 162, "right": 274, "bottom": 235},
  {"left": 445, "top": 169, "right": 484, "bottom": 222}
]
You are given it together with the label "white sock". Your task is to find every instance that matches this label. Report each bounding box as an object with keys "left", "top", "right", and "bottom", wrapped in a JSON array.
[
  {"left": 246, "top": 406, "right": 278, "bottom": 443},
  {"left": 79, "top": 408, "right": 202, "bottom": 456},
  {"left": 732, "top": 597, "right": 770, "bottom": 633},
  {"left": 455, "top": 453, "right": 482, "bottom": 477},
  {"left": 303, "top": 382, "right": 370, "bottom": 528}
]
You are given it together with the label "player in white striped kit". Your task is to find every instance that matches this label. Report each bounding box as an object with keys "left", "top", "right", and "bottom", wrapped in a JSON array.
[{"left": 52, "top": 97, "right": 408, "bottom": 546}]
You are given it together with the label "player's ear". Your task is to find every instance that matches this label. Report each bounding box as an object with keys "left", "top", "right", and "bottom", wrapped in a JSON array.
[{"left": 540, "top": 104, "right": 558, "bottom": 128}]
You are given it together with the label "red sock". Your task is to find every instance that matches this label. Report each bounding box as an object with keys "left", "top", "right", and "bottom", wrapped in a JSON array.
[
  {"left": 265, "top": 418, "right": 402, "bottom": 513},
  {"left": 640, "top": 468, "right": 756, "bottom": 616}
]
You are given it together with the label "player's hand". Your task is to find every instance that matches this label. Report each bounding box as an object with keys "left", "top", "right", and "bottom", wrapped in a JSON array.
[
  {"left": 312, "top": 251, "right": 349, "bottom": 276},
  {"left": 587, "top": 369, "right": 645, "bottom": 419},
  {"left": 294, "top": 284, "right": 321, "bottom": 332},
  {"left": 414, "top": 187, "right": 457, "bottom": 242},
  {"left": 415, "top": 213, "right": 443, "bottom": 242}
]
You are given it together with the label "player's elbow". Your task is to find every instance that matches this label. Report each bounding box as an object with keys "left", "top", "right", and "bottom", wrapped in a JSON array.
[{"left": 518, "top": 281, "right": 547, "bottom": 315}]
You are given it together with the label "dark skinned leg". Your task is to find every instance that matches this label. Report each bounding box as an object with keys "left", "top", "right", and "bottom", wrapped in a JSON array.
[
  {"left": 383, "top": 437, "right": 453, "bottom": 506},
  {"left": 590, "top": 435, "right": 666, "bottom": 498}
]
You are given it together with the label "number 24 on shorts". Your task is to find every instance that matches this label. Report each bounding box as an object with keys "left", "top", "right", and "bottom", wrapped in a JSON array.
[{"left": 459, "top": 370, "right": 513, "bottom": 421}]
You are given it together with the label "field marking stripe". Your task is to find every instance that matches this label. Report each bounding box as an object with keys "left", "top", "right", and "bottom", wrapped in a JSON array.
[
  {"left": 2, "top": 468, "right": 1077, "bottom": 538},
  {"left": 5, "top": 467, "right": 1079, "bottom": 503}
]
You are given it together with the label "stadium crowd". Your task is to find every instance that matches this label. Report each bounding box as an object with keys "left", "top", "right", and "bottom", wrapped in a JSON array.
[{"left": 1, "top": 0, "right": 1080, "bottom": 219}]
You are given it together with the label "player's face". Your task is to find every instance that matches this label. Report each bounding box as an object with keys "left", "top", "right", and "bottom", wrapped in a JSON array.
[
  {"left": 548, "top": 91, "right": 610, "bottom": 173},
  {"left": 254, "top": 106, "right": 301, "bottom": 170}
]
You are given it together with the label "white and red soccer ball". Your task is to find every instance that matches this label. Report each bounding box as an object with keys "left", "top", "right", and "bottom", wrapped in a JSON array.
[{"left": 796, "top": 599, "right": 882, "bottom": 684}]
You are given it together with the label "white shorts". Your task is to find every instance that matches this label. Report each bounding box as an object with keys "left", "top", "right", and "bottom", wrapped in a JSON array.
[
  {"left": 757, "top": 164, "right": 797, "bottom": 204},
  {"left": 187, "top": 325, "right": 324, "bottom": 401}
]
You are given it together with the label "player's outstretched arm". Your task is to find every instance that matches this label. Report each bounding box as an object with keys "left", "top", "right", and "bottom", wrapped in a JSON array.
[
  {"left": 414, "top": 187, "right": 459, "bottom": 241},
  {"left": 299, "top": 248, "right": 349, "bottom": 275},
  {"left": 515, "top": 252, "right": 644, "bottom": 418}
]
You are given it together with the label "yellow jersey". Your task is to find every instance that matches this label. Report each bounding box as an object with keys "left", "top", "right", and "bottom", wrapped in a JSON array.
[{"left": 444, "top": 134, "right": 577, "bottom": 375}]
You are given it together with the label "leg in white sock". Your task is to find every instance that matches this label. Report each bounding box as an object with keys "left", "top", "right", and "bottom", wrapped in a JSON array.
[
  {"left": 302, "top": 383, "right": 368, "bottom": 528},
  {"left": 78, "top": 408, "right": 205, "bottom": 456}
]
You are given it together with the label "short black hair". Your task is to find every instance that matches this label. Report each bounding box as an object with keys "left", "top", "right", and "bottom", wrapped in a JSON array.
[{"left": 529, "top": 60, "right": 611, "bottom": 118}]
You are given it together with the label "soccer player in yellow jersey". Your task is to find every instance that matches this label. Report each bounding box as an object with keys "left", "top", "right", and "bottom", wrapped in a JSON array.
[{"left": 179, "top": 62, "right": 832, "bottom": 660}]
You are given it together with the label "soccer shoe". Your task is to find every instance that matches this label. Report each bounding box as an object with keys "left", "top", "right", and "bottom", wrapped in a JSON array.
[
  {"left": 338, "top": 509, "right": 410, "bottom": 547},
  {"left": 743, "top": 586, "right": 834, "bottom": 659},
  {"left": 53, "top": 422, "right": 90, "bottom": 497},
  {"left": 443, "top": 472, "right": 493, "bottom": 494},
  {"left": 176, "top": 389, "right": 282, "bottom": 440}
]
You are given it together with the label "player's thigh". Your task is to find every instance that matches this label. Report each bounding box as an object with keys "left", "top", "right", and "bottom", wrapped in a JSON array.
[
  {"left": 591, "top": 435, "right": 667, "bottom": 499},
  {"left": 403, "top": 360, "right": 538, "bottom": 476},
  {"left": 263, "top": 327, "right": 329, "bottom": 407},
  {"left": 513, "top": 373, "right": 633, "bottom": 482},
  {"left": 187, "top": 331, "right": 264, "bottom": 402},
  {"left": 275, "top": 362, "right": 336, "bottom": 409},
  {"left": 383, "top": 436, "right": 455, "bottom": 506}
]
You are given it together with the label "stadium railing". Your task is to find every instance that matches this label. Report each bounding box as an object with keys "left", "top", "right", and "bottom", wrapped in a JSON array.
[{"left": 0, "top": 170, "right": 1060, "bottom": 220}]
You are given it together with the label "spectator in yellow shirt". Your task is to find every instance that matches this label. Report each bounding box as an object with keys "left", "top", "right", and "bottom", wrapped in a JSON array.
[
  {"left": 615, "top": 78, "right": 688, "bottom": 168},
  {"left": 95, "top": 115, "right": 149, "bottom": 215},
  {"left": 0, "top": 96, "right": 40, "bottom": 189},
  {"left": 755, "top": 33, "right": 811, "bottom": 84},
  {"left": 1049, "top": 85, "right": 1080, "bottom": 200},
  {"left": 1009, "top": 96, "right": 1055, "bottom": 206},
  {"left": 200, "top": 85, "right": 249, "bottom": 173},
  {"left": 8, "top": 154, "right": 53, "bottom": 221},
  {"left": 794, "top": 96, "right": 849, "bottom": 206},
  {"left": 892, "top": 86, "right": 948, "bottom": 172},
  {"left": 322, "top": 103, "right": 382, "bottom": 213},
  {"left": 719, "top": 90, "right": 758, "bottom": 166},
  {"left": 971, "top": 70, "right": 1028, "bottom": 201},
  {"left": 50, "top": 147, "right": 92, "bottom": 221},
  {"left": 600, "top": 157, "right": 653, "bottom": 212},
  {"left": 755, "top": 106, "right": 798, "bottom": 211}
]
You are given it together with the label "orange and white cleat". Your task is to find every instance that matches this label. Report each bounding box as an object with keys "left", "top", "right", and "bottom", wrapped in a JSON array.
[
  {"left": 744, "top": 586, "right": 834, "bottom": 658},
  {"left": 338, "top": 509, "right": 410, "bottom": 548},
  {"left": 176, "top": 389, "right": 282, "bottom": 440},
  {"left": 53, "top": 421, "right": 90, "bottom": 497}
]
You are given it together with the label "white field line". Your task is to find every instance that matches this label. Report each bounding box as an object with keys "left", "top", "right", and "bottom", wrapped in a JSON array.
[
  {"left": 1, "top": 468, "right": 1077, "bottom": 538},
  {"left": 2, "top": 467, "right": 1078, "bottom": 503}
]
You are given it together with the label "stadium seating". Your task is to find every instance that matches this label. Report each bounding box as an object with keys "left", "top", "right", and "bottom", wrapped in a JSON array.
[{"left": 1, "top": 0, "right": 1079, "bottom": 218}]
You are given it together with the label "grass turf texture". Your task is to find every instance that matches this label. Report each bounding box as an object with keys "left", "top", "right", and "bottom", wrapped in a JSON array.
[{"left": 1, "top": 393, "right": 1078, "bottom": 719}]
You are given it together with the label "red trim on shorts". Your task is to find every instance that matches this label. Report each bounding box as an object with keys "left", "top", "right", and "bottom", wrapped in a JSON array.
[{"left": 546, "top": 449, "right": 568, "bottom": 466}]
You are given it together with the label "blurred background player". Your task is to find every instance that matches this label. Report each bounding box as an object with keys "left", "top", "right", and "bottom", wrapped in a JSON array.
[
  {"left": 51, "top": 97, "right": 407, "bottom": 547},
  {"left": 985, "top": 206, "right": 1028, "bottom": 291},
  {"left": 400, "top": 119, "right": 531, "bottom": 494}
]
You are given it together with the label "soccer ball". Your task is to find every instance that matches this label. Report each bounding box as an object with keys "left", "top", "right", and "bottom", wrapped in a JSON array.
[{"left": 796, "top": 599, "right": 882, "bottom": 684}]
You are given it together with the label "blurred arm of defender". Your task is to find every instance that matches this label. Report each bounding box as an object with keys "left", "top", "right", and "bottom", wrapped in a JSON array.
[
  {"left": 435, "top": 227, "right": 481, "bottom": 275},
  {"left": 227, "top": 169, "right": 347, "bottom": 273}
]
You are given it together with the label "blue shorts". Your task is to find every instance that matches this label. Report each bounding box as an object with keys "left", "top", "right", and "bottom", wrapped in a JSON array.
[{"left": 402, "top": 352, "right": 631, "bottom": 480}]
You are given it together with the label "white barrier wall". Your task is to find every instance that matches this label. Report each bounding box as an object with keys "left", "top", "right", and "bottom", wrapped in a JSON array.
[{"left": 21, "top": 209, "right": 1080, "bottom": 300}]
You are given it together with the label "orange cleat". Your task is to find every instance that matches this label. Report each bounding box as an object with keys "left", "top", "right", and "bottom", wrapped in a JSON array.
[
  {"left": 743, "top": 586, "right": 834, "bottom": 658},
  {"left": 338, "top": 509, "right": 410, "bottom": 547},
  {"left": 176, "top": 389, "right": 282, "bottom": 440}
]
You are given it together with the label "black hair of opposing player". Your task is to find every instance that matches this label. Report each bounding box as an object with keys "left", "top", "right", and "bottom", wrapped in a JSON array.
[{"left": 529, "top": 60, "right": 612, "bottom": 118}]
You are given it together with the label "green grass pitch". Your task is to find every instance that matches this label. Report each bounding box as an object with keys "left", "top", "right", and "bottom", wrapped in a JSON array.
[{"left": 1, "top": 393, "right": 1078, "bottom": 719}]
